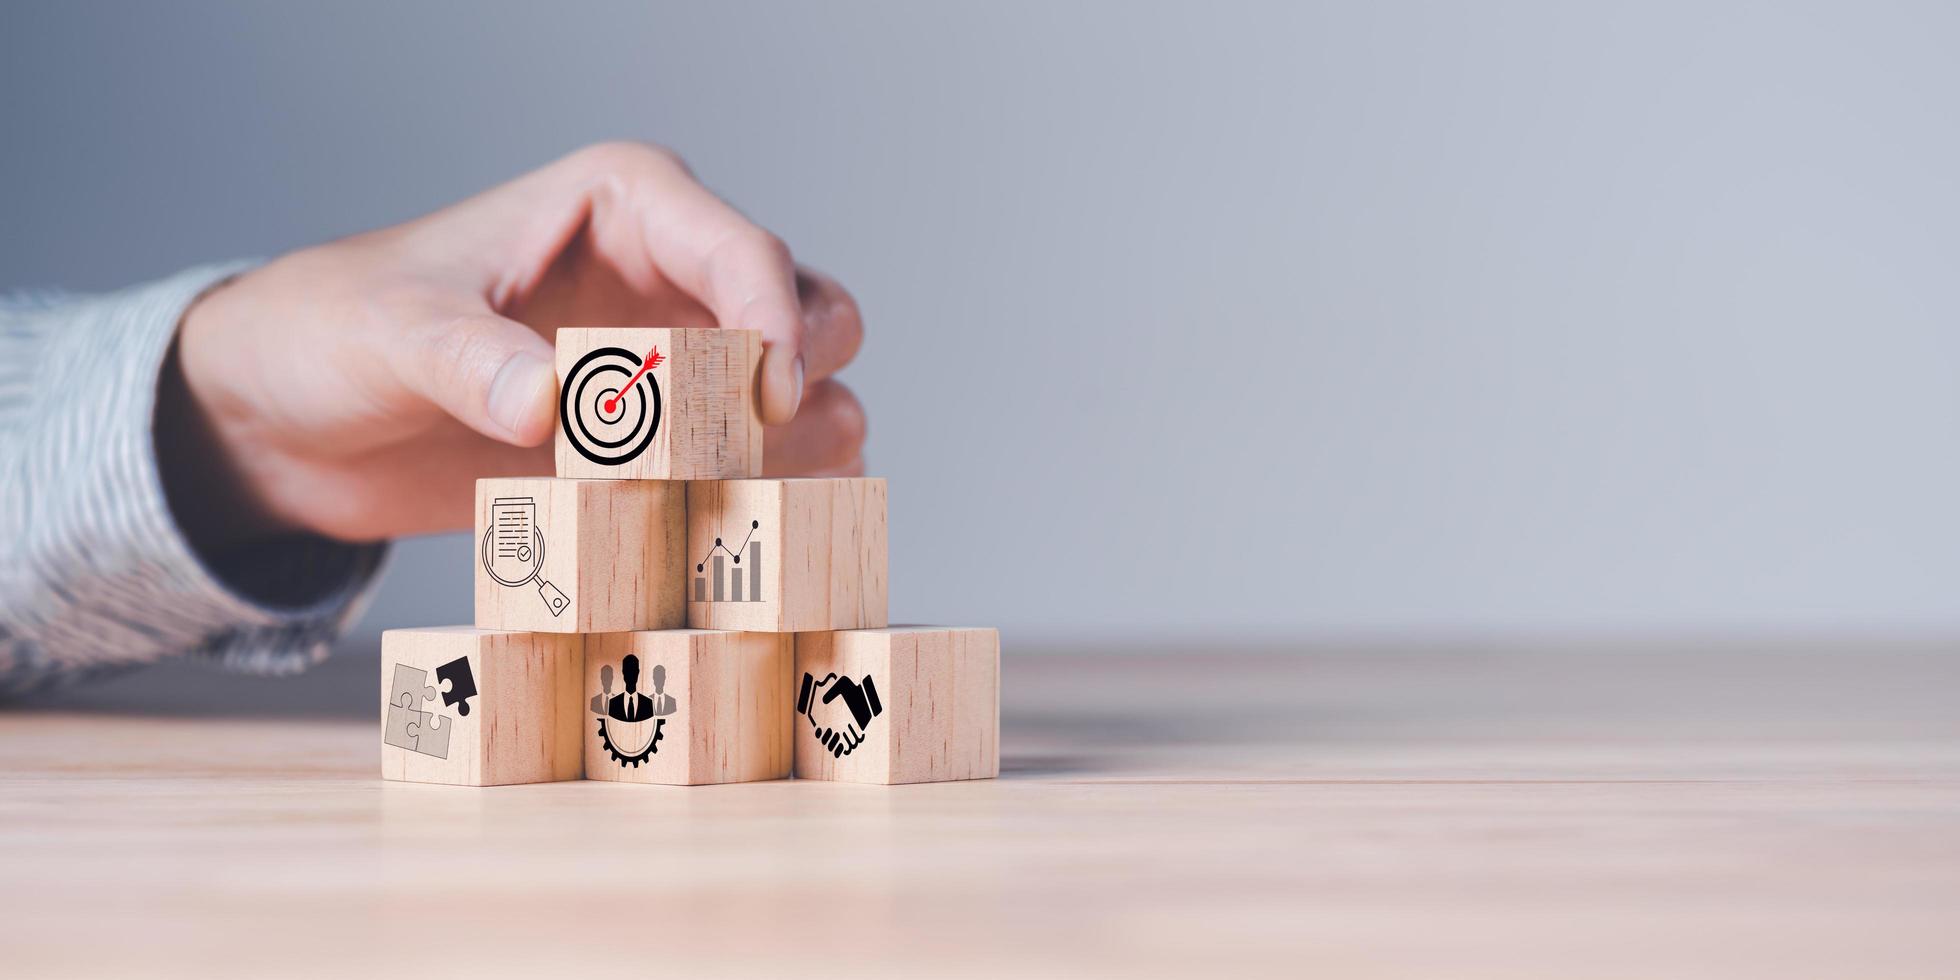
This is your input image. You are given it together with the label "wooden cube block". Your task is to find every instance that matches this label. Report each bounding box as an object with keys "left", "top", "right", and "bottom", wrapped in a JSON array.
[
  {"left": 583, "top": 630, "right": 793, "bottom": 785},
  {"left": 474, "top": 477, "right": 685, "bottom": 634},
  {"left": 686, "top": 478, "right": 888, "bottom": 632},
  {"left": 380, "top": 627, "right": 583, "bottom": 786},
  {"left": 792, "top": 627, "right": 999, "bottom": 784},
  {"left": 554, "top": 327, "right": 762, "bottom": 481}
]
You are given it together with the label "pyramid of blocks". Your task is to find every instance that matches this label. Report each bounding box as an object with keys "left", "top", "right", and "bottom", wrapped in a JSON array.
[{"left": 380, "top": 327, "right": 1000, "bottom": 786}]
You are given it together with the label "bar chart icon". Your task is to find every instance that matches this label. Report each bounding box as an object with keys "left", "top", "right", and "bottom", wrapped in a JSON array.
[{"left": 693, "top": 520, "right": 764, "bottom": 603}]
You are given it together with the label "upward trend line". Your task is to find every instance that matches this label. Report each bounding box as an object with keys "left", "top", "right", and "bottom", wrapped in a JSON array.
[{"left": 696, "top": 520, "right": 761, "bottom": 572}]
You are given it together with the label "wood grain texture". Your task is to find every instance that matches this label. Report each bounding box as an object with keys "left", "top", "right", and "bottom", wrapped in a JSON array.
[
  {"left": 686, "top": 478, "right": 888, "bottom": 632},
  {"left": 8, "top": 641, "right": 1958, "bottom": 978},
  {"left": 583, "top": 630, "right": 792, "bottom": 785},
  {"left": 379, "top": 627, "right": 582, "bottom": 786},
  {"left": 473, "top": 477, "right": 684, "bottom": 634},
  {"left": 794, "top": 626, "right": 999, "bottom": 784},
  {"left": 553, "top": 327, "right": 762, "bottom": 481}
]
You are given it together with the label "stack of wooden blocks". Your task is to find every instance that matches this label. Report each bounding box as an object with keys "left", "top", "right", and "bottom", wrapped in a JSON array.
[{"left": 380, "top": 327, "right": 1000, "bottom": 787}]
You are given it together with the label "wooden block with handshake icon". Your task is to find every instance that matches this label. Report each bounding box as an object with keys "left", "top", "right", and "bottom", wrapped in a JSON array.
[{"left": 380, "top": 327, "right": 999, "bottom": 787}]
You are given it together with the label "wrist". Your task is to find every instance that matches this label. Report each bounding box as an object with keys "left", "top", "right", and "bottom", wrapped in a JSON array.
[{"left": 156, "top": 283, "right": 296, "bottom": 553}]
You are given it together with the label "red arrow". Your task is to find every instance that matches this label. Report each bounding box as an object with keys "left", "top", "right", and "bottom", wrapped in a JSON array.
[{"left": 603, "top": 347, "right": 664, "bottom": 414}]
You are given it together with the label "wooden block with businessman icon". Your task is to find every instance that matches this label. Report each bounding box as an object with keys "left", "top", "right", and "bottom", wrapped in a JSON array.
[
  {"left": 474, "top": 477, "right": 685, "bottom": 634},
  {"left": 583, "top": 629, "right": 793, "bottom": 785},
  {"left": 685, "top": 478, "right": 888, "bottom": 633},
  {"left": 793, "top": 626, "right": 999, "bottom": 784},
  {"left": 381, "top": 627, "right": 583, "bottom": 786},
  {"left": 554, "top": 326, "right": 763, "bottom": 481}
]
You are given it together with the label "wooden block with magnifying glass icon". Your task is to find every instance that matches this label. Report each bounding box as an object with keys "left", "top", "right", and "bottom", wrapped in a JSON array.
[
  {"left": 583, "top": 629, "right": 794, "bottom": 785},
  {"left": 473, "top": 477, "right": 685, "bottom": 634},
  {"left": 380, "top": 627, "right": 583, "bottom": 786},
  {"left": 554, "top": 326, "right": 763, "bottom": 481},
  {"left": 792, "top": 626, "right": 1000, "bottom": 784},
  {"left": 685, "top": 478, "right": 888, "bottom": 633}
]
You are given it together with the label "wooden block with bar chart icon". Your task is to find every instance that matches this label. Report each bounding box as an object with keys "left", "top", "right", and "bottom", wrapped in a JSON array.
[
  {"left": 583, "top": 629, "right": 793, "bottom": 785},
  {"left": 381, "top": 627, "right": 584, "bottom": 786},
  {"left": 474, "top": 477, "right": 685, "bottom": 634},
  {"left": 554, "top": 326, "right": 763, "bottom": 481},
  {"left": 792, "top": 627, "right": 999, "bottom": 784},
  {"left": 685, "top": 478, "right": 888, "bottom": 633}
]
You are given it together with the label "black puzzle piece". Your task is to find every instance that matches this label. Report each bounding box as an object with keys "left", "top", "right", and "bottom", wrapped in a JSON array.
[{"left": 435, "top": 656, "right": 479, "bottom": 716}]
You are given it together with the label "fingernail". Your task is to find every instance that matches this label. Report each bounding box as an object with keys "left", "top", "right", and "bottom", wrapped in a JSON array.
[
  {"left": 791, "top": 355, "right": 806, "bottom": 409},
  {"left": 487, "top": 351, "right": 554, "bottom": 441}
]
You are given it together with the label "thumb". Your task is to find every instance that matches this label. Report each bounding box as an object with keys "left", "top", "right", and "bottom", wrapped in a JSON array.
[{"left": 390, "top": 308, "right": 558, "bottom": 446}]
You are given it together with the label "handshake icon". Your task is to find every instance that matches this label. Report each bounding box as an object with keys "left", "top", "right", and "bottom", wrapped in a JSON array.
[{"left": 796, "top": 671, "right": 883, "bottom": 758}]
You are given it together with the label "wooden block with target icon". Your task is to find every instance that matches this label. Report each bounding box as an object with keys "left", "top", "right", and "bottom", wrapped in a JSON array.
[
  {"left": 792, "top": 627, "right": 1000, "bottom": 784},
  {"left": 555, "top": 327, "right": 763, "bottom": 481},
  {"left": 685, "top": 478, "right": 889, "bottom": 633},
  {"left": 583, "top": 629, "right": 794, "bottom": 785},
  {"left": 474, "top": 477, "right": 686, "bottom": 634},
  {"left": 381, "top": 627, "right": 584, "bottom": 786}
]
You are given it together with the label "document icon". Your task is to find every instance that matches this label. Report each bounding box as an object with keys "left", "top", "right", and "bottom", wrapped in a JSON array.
[{"left": 480, "top": 496, "right": 570, "bottom": 616}]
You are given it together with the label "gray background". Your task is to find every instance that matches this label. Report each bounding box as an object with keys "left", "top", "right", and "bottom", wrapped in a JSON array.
[{"left": 4, "top": 1, "right": 1956, "bottom": 645}]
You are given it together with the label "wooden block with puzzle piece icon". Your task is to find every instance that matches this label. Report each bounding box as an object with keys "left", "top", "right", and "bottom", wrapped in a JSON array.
[
  {"left": 554, "top": 326, "right": 762, "bottom": 481},
  {"left": 792, "top": 626, "right": 999, "bottom": 784},
  {"left": 583, "top": 629, "right": 794, "bottom": 785},
  {"left": 474, "top": 477, "right": 685, "bottom": 634},
  {"left": 380, "top": 627, "right": 583, "bottom": 786},
  {"left": 685, "top": 478, "right": 888, "bottom": 633}
]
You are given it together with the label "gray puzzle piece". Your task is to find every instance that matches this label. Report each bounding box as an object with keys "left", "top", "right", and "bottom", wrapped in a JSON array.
[
  {"left": 383, "top": 691, "right": 422, "bottom": 752},
  {"left": 404, "top": 710, "right": 450, "bottom": 759},
  {"left": 389, "top": 664, "right": 437, "bottom": 710},
  {"left": 384, "top": 665, "right": 451, "bottom": 759}
]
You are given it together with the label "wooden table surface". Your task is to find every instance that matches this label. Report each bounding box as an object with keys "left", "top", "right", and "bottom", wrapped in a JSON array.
[{"left": 3, "top": 636, "right": 1956, "bottom": 978}]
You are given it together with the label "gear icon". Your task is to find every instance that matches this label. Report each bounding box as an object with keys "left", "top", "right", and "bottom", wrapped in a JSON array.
[{"left": 597, "top": 716, "right": 663, "bottom": 767}]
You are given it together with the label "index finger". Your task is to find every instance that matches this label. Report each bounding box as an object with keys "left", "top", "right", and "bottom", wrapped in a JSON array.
[{"left": 574, "top": 144, "right": 808, "bottom": 425}]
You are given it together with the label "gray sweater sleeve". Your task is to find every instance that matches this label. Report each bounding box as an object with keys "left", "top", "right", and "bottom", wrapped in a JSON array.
[{"left": 0, "top": 264, "right": 387, "bottom": 695}]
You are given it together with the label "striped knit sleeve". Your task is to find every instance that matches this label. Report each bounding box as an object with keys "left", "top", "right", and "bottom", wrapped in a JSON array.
[{"left": 0, "top": 264, "right": 387, "bottom": 695}]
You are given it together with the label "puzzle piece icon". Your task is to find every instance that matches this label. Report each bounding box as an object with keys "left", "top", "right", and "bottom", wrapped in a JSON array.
[
  {"left": 435, "top": 656, "right": 478, "bottom": 717},
  {"left": 404, "top": 709, "right": 451, "bottom": 759},
  {"left": 383, "top": 664, "right": 452, "bottom": 760},
  {"left": 383, "top": 691, "right": 421, "bottom": 753},
  {"left": 389, "top": 664, "right": 437, "bottom": 711}
]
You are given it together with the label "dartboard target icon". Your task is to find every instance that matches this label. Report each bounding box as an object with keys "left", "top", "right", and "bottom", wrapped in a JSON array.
[{"left": 560, "top": 346, "right": 663, "bottom": 466}]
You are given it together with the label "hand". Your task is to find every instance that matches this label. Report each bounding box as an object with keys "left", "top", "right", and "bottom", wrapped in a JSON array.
[
  {"left": 806, "top": 672, "right": 882, "bottom": 758},
  {"left": 812, "top": 721, "right": 863, "bottom": 759},
  {"left": 161, "top": 142, "right": 866, "bottom": 547}
]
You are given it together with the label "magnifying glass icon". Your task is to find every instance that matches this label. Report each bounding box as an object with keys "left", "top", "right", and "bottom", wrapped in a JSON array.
[{"left": 480, "top": 498, "right": 571, "bottom": 617}]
